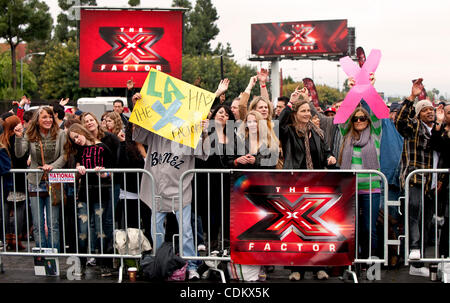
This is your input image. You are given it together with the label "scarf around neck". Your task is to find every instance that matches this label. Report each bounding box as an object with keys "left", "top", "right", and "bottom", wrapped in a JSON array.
[{"left": 340, "top": 126, "right": 379, "bottom": 170}]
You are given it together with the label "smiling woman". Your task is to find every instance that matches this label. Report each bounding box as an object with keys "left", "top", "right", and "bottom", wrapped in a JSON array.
[{"left": 14, "top": 106, "right": 67, "bottom": 252}]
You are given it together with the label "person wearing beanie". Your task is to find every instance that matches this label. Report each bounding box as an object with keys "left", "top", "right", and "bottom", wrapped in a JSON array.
[{"left": 395, "top": 79, "right": 439, "bottom": 278}]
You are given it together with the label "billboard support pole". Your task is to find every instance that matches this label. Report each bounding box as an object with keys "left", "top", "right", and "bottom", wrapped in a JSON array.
[{"left": 270, "top": 58, "right": 280, "bottom": 104}]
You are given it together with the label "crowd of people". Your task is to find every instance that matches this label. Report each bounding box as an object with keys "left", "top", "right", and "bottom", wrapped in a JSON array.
[{"left": 0, "top": 71, "right": 449, "bottom": 282}]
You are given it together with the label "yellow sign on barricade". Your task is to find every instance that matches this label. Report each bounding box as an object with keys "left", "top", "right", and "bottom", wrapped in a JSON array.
[{"left": 129, "top": 68, "right": 216, "bottom": 148}]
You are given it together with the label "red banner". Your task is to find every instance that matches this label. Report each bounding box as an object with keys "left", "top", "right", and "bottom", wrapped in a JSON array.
[
  {"left": 79, "top": 9, "right": 183, "bottom": 88},
  {"left": 251, "top": 19, "right": 348, "bottom": 57},
  {"left": 230, "top": 172, "right": 356, "bottom": 266}
]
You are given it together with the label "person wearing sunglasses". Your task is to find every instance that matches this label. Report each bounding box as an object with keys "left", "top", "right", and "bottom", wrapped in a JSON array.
[{"left": 338, "top": 106, "right": 382, "bottom": 260}]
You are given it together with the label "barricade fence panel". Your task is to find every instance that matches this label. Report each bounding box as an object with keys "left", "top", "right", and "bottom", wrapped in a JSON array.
[
  {"left": 404, "top": 169, "right": 450, "bottom": 265},
  {"left": 0, "top": 168, "right": 155, "bottom": 263},
  {"left": 177, "top": 169, "right": 391, "bottom": 276}
]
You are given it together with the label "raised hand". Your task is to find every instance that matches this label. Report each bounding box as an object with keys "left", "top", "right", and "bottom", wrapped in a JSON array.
[
  {"left": 215, "top": 78, "right": 230, "bottom": 97},
  {"left": 411, "top": 78, "right": 424, "bottom": 99},
  {"left": 13, "top": 123, "right": 24, "bottom": 138},
  {"left": 60, "top": 98, "right": 69, "bottom": 106},
  {"left": 436, "top": 104, "right": 445, "bottom": 123},
  {"left": 257, "top": 68, "right": 269, "bottom": 84},
  {"left": 132, "top": 93, "right": 142, "bottom": 105},
  {"left": 289, "top": 86, "right": 301, "bottom": 104},
  {"left": 126, "top": 78, "right": 134, "bottom": 90}
]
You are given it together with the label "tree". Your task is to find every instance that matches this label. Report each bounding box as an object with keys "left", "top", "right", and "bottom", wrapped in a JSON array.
[
  {"left": 181, "top": 54, "right": 256, "bottom": 100},
  {"left": 55, "top": 0, "right": 97, "bottom": 42},
  {"left": 40, "top": 39, "right": 115, "bottom": 101},
  {"left": 0, "top": 0, "right": 52, "bottom": 91},
  {"left": 128, "top": 0, "right": 140, "bottom": 6},
  {"left": 173, "top": 0, "right": 220, "bottom": 55},
  {"left": 0, "top": 51, "right": 37, "bottom": 100}
]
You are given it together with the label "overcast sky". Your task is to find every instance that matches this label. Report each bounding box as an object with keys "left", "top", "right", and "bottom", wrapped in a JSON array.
[{"left": 46, "top": 0, "right": 450, "bottom": 99}]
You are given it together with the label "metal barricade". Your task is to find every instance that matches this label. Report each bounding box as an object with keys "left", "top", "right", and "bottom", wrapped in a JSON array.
[
  {"left": 404, "top": 169, "right": 450, "bottom": 266},
  {"left": 0, "top": 168, "right": 155, "bottom": 283},
  {"left": 178, "top": 169, "right": 390, "bottom": 283}
]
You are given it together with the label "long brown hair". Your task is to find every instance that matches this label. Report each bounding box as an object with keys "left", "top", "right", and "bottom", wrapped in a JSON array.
[
  {"left": 0, "top": 115, "right": 21, "bottom": 149},
  {"left": 80, "top": 112, "right": 105, "bottom": 140},
  {"left": 25, "top": 106, "right": 59, "bottom": 142},
  {"left": 338, "top": 107, "right": 372, "bottom": 165},
  {"left": 104, "top": 111, "right": 123, "bottom": 136}
]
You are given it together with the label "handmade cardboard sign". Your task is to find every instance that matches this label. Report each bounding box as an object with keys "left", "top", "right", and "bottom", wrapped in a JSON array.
[
  {"left": 129, "top": 69, "right": 216, "bottom": 148},
  {"left": 333, "top": 49, "right": 389, "bottom": 124}
]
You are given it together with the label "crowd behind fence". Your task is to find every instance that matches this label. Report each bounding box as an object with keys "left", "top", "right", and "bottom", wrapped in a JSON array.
[{"left": 1, "top": 168, "right": 449, "bottom": 282}]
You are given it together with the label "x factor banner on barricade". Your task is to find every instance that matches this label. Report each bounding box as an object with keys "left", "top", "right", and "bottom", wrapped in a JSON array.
[
  {"left": 230, "top": 171, "right": 356, "bottom": 266},
  {"left": 129, "top": 68, "right": 216, "bottom": 149}
]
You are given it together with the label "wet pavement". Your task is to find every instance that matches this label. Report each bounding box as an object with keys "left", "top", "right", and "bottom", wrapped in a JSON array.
[{"left": 0, "top": 252, "right": 437, "bottom": 284}]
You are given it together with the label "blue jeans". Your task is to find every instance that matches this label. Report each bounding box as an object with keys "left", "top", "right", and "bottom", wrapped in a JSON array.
[
  {"left": 153, "top": 204, "right": 197, "bottom": 271},
  {"left": 103, "top": 184, "right": 119, "bottom": 253},
  {"left": 29, "top": 195, "right": 60, "bottom": 252},
  {"left": 358, "top": 193, "right": 380, "bottom": 258},
  {"left": 77, "top": 200, "right": 105, "bottom": 254}
]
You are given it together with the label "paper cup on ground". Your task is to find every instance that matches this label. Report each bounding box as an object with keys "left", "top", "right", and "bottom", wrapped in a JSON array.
[{"left": 128, "top": 267, "right": 137, "bottom": 282}]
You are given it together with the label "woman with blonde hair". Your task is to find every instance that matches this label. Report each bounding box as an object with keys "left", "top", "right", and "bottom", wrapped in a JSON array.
[
  {"left": 236, "top": 110, "right": 279, "bottom": 168},
  {"left": 14, "top": 106, "right": 67, "bottom": 251}
]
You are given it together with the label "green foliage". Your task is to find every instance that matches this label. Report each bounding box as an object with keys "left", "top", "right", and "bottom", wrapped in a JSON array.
[
  {"left": 55, "top": 0, "right": 97, "bottom": 42},
  {"left": 0, "top": 0, "right": 52, "bottom": 90},
  {"left": 40, "top": 39, "right": 113, "bottom": 101},
  {"left": 182, "top": 54, "right": 256, "bottom": 101},
  {"left": 0, "top": 52, "right": 37, "bottom": 100},
  {"left": 173, "top": 0, "right": 220, "bottom": 56},
  {"left": 128, "top": 0, "right": 140, "bottom": 6}
]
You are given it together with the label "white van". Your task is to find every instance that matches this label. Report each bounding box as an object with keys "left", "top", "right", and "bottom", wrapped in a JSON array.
[{"left": 77, "top": 97, "right": 130, "bottom": 120}]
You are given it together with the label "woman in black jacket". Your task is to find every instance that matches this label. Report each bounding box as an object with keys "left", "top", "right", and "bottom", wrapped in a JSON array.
[
  {"left": 195, "top": 105, "right": 238, "bottom": 252},
  {"left": 278, "top": 91, "right": 337, "bottom": 281},
  {"left": 117, "top": 122, "right": 151, "bottom": 242},
  {"left": 278, "top": 98, "right": 336, "bottom": 169}
]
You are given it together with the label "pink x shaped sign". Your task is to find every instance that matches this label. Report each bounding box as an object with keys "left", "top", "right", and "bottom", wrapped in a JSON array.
[{"left": 333, "top": 49, "right": 389, "bottom": 124}]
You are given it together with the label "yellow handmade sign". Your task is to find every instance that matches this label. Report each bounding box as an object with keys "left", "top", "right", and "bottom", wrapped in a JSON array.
[{"left": 129, "top": 68, "right": 216, "bottom": 148}]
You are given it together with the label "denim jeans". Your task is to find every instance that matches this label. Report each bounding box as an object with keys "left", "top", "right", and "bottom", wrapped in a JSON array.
[
  {"left": 358, "top": 193, "right": 380, "bottom": 258},
  {"left": 29, "top": 195, "right": 60, "bottom": 252},
  {"left": 409, "top": 185, "right": 434, "bottom": 250},
  {"left": 153, "top": 204, "right": 197, "bottom": 271},
  {"left": 103, "top": 184, "right": 119, "bottom": 253},
  {"left": 77, "top": 200, "right": 105, "bottom": 254}
]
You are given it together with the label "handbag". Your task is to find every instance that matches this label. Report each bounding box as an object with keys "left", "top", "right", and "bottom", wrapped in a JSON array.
[{"left": 39, "top": 139, "right": 66, "bottom": 206}]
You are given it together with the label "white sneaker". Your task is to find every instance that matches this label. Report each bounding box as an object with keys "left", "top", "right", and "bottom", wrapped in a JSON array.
[
  {"left": 317, "top": 270, "right": 329, "bottom": 280},
  {"left": 197, "top": 244, "right": 206, "bottom": 252},
  {"left": 205, "top": 251, "right": 219, "bottom": 268},
  {"left": 289, "top": 272, "right": 301, "bottom": 281},
  {"left": 86, "top": 257, "right": 96, "bottom": 267},
  {"left": 188, "top": 270, "right": 200, "bottom": 281},
  {"left": 409, "top": 249, "right": 421, "bottom": 260},
  {"left": 409, "top": 266, "right": 429, "bottom": 277}
]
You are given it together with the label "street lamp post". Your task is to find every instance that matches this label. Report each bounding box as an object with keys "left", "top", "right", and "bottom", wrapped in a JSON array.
[{"left": 20, "top": 52, "right": 45, "bottom": 91}]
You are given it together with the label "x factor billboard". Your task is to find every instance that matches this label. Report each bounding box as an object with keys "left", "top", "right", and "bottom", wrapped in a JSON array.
[
  {"left": 230, "top": 171, "right": 356, "bottom": 266},
  {"left": 79, "top": 9, "right": 183, "bottom": 88},
  {"left": 251, "top": 19, "right": 348, "bottom": 57}
]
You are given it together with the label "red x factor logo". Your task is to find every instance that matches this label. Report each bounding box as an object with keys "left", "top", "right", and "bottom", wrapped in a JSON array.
[
  {"left": 280, "top": 24, "right": 317, "bottom": 51},
  {"left": 238, "top": 193, "right": 344, "bottom": 241},
  {"left": 92, "top": 27, "right": 169, "bottom": 72}
]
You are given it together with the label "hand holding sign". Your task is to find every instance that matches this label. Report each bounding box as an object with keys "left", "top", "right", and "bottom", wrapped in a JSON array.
[
  {"left": 333, "top": 49, "right": 389, "bottom": 124},
  {"left": 129, "top": 69, "right": 216, "bottom": 148}
]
